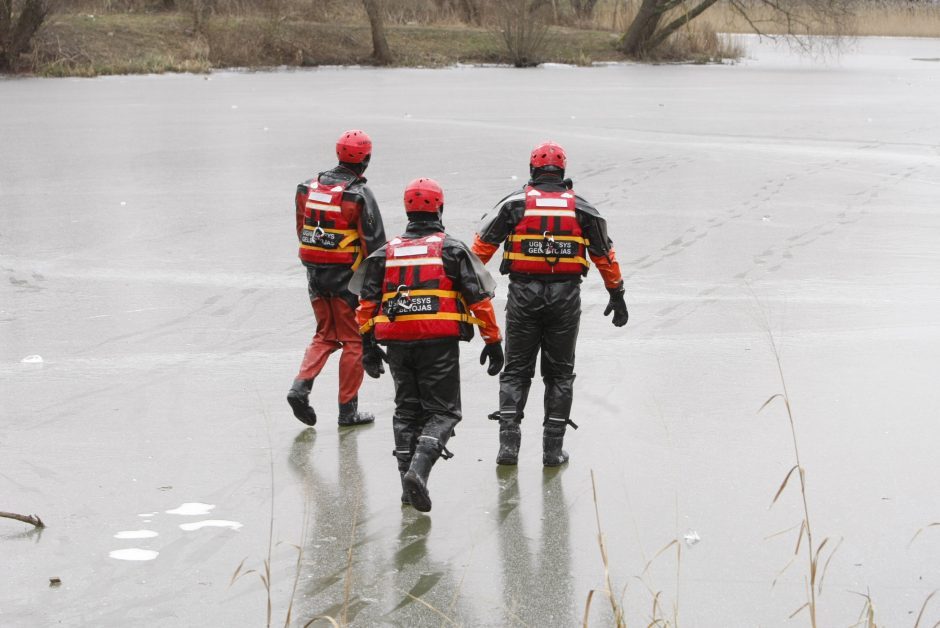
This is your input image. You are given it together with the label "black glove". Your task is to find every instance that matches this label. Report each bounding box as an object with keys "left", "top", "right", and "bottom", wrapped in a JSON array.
[
  {"left": 479, "top": 341, "right": 504, "bottom": 376},
  {"left": 604, "top": 283, "right": 629, "bottom": 327},
  {"left": 361, "top": 332, "right": 387, "bottom": 379}
]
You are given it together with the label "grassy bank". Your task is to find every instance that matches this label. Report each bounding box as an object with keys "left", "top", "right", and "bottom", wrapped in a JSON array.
[{"left": 27, "top": 13, "right": 625, "bottom": 77}]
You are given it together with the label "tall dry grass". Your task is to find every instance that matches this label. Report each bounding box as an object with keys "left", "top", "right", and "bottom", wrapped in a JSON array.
[{"left": 758, "top": 327, "right": 843, "bottom": 627}]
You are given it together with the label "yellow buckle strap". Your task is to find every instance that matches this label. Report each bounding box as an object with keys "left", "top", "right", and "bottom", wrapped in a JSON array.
[
  {"left": 503, "top": 251, "right": 590, "bottom": 267},
  {"left": 300, "top": 244, "right": 361, "bottom": 254},
  {"left": 361, "top": 311, "right": 484, "bottom": 333}
]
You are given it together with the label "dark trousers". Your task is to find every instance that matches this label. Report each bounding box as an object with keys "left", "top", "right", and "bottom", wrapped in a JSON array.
[
  {"left": 387, "top": 340, "right": 462, "bottom": 471},
  {"left": 499, "top": 279, "right": 580, "bottom": 431}
]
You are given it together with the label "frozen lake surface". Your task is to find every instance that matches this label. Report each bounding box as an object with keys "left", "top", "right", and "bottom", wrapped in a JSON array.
[{"left": 2, "top": 35, "right": 939, "bottom": 627}]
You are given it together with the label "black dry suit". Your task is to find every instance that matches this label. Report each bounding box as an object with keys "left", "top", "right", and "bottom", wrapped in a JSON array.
[
  {"left": 350, "top": 218, "right": 497, "bottom": 508},
  {"left": 476, "top": 175, "right": 618, "bottom": 463}
]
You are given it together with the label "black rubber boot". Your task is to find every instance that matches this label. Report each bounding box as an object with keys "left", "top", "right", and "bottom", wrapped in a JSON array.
[
  {"left": 338, "top": 396, "right": 375, "bottom": 427},
  {"left": 396, "top": 456, "right": 411, "bottom": 505},
  {"left": 286, "top": 379, "right": 317, "bottom": 426},
  {"left": 542, "top": 424, "right": 569, "bottom": 467},
  {"left": 496, "top": 421, "right": 521, "bottom": 466},
  {"left": 403, "top": 438, "right": 441, "bottom": 512}
]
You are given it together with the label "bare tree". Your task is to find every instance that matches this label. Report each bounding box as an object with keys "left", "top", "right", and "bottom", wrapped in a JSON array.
[
  {"left": 187, "top": 0, "right": 214, "bottom": 35},
  {"left": 570, "top": 0, "right": 599, "bottom": 21},
  {"left": 620, "top": 0, "right": 854, "bottom": 59},
  {"left": 459, "top": 0, "right": 483, "bottom": 25},
  {"left": 0, "top": 0, "right": 51, "bottom": 72},
  {"left": 494, "top": 0, "right": 550, "bottom": 67},
  {"left": 362, "top": 0, "right": 392, "bottom": 65}
]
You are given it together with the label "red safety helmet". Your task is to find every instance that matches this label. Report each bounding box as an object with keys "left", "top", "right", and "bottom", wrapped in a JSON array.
[
  {"left": 336, "top": 129, "right": 372, "bottom": 164},
  {"left": 529, "top": 141, "right": 567, "bottom": 171},
  {"left": 403, "top": 178, "right": 444, "bottom": 213}
]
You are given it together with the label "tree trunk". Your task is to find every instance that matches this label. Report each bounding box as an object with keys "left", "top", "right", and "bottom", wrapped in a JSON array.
[
  {"left": 162, "top": 0, "right": 177, "bottom": 10},
  {"left": 0, "top": 0, "right": 49, "bottom": 72},
  {"left": 619, "top": 0, "right": 663, "bottom": 57},
  {"left": 362, "top": 0, "right": 392, "bottom": 65},
  {"left": 645, "top": 0, "right": 720, "bottom": 51}
]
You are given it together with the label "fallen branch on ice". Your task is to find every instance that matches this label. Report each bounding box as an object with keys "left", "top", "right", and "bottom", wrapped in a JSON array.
[{"left": 0, "top": 511, "right": 45, "bottom": 528}]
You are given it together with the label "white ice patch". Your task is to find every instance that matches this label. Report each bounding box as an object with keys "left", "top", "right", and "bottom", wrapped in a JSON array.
[
  {"left": 20, "top": 355, "right": 43, "bottom": 363},
  {"left": 165, "top": 502, "right": 215, "bottom": 516},
  {"left": 114, "top": 530, "right": 159, "bottom": 539},
  {"left": 683, "top": 530, "right": 701, "bottom": 546},
  {"left": 138, "top": 512, "right": 157, "bottom": 517},
  {"left": 179, "top": 520, "right": 243, "bottom": 532},
  {"left": 109, "top": 548, "right": 159, "bottom": 561}
]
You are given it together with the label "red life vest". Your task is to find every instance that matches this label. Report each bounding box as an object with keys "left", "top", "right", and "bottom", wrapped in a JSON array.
[
  {"left": 367, "top": 233, "right": 482, "bottom": 342},
  {"left": 297, "top": 178, "right": 362, "bottom": 267},
  {"left": 503, "top": 185, "right": 590, "bottom": 275}
]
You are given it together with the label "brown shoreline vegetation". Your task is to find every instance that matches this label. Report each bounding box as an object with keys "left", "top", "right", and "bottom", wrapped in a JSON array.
[{"left": 3, "top": 1, "right": 940, "bottom": 77}]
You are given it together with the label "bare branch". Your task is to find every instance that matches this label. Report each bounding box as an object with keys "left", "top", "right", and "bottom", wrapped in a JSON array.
[{"left": 0, "top": 511, "right": 45, "bottom": 528}]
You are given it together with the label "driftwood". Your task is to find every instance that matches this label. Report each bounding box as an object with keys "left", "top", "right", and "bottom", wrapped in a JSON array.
[{"left": 0, "top": 511, "right": 44, "bottom": 528}]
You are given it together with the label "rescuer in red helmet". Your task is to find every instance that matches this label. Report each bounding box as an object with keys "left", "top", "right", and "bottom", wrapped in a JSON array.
[
  {"left": 287, "top": 130, "right": 387, "bottom": 427},
  {"left": 351, "top": 178, "right": 503, "bottom": 512},
  {"left": 472, "top": 141, "right": 628, "bottom": 467}
]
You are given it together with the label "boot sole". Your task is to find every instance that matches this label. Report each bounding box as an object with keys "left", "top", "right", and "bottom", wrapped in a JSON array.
[
  {"left": 287, "top": 395, "right": 317, "bottom": 426},
  {"left": 337, "top": 412, "right": 375, "bottom": 427},
  {"left": 402, "top": 471, "right": 432, "bottom": 512},
  {"left": 496, "top": 455, "right": 518, "bottom": 466}
]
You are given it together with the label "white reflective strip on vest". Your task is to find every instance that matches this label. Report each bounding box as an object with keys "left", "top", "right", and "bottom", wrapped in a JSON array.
[
  {"left": 393, "top": 245, "right": 429, "bottom": 257},
  {"left": 523, "top": 209, "right": 576, "bottom": 217},
  {"left": 385, "top": 257, "right": 444, "bottom": 268},
  {"left": 308, "top": 191, "right": 333, "bottom": 203},
  {"left": 526, "top": 189, "right": 542, "bottom": 196},
  {"left": 306, "top": 202, "right": 341, "bottom": 212},
  {"left": 534, "top": 197, "right": 569, "bottom": 208}
]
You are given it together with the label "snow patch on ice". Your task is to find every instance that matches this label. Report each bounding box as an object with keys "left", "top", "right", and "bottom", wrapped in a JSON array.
[
  {"left": 166, "top": 502, "right": 215, "bottom": 516},
  {"left": 138, "top": 512, "right": 157, "bottom": 517},
  {"left": 20, "top": 355, "right": 43, "bottom": 363},
  {"left": 109, "top": 548, "right": 159, "bottom": 561},
  {"left": 114, "top": 530, "right": 159, "bottom": 539},
  {"left": 179, "top": 520, "right": 243, "bottom": 532}
]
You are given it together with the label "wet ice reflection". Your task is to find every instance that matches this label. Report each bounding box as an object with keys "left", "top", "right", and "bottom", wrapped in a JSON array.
[{"left": 495, "top": 467, "right": 575, "bottom": 627}]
